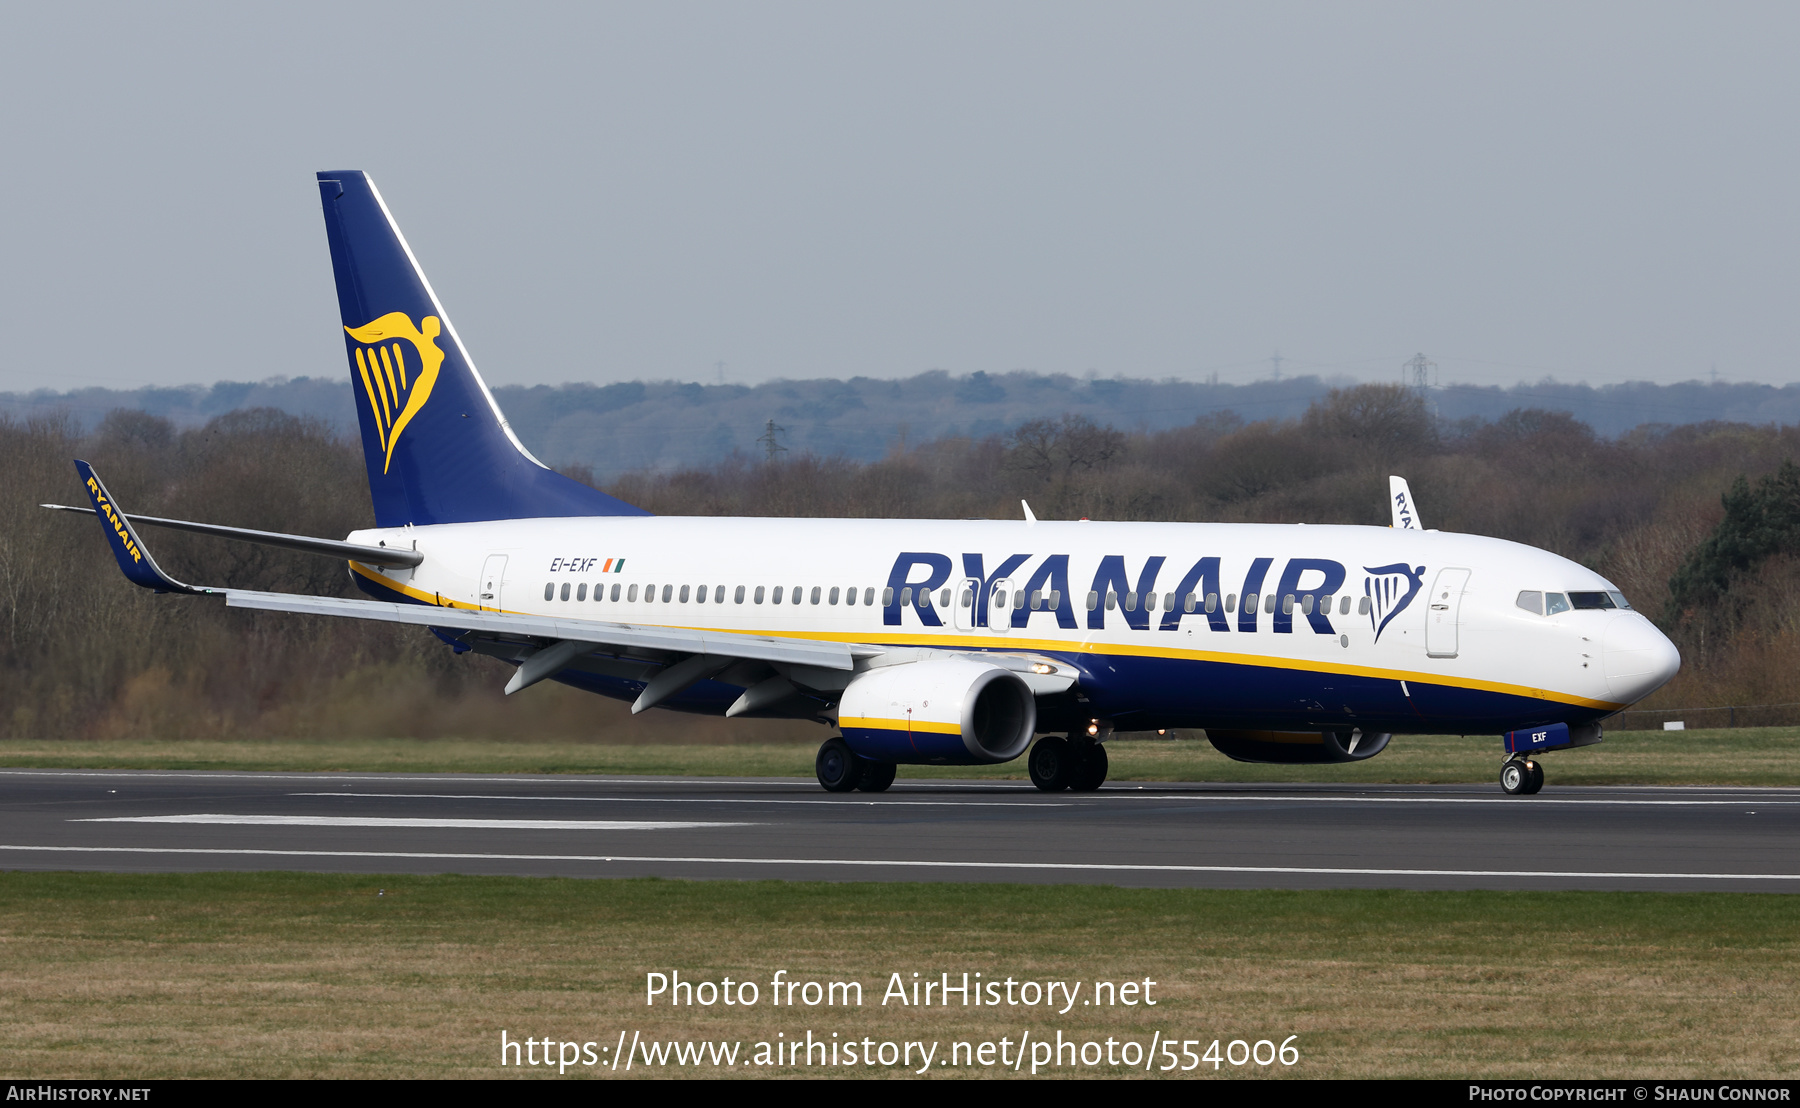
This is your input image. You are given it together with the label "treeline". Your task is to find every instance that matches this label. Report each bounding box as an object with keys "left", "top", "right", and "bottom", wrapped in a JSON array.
[
  {"left": 14, "top": 371, "right": 1800, "bottom": 477},
  {"left": 4, "top": 385, "right": 1799, "bottom": 742}
]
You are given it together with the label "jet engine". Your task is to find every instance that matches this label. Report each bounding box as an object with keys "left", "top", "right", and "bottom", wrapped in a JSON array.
[
  {"left": 837, "top": 658, "right": 1036, "bottom": 765},
  {"left": 1205, "top": 728, "right": 1392, "bottom": 764}
]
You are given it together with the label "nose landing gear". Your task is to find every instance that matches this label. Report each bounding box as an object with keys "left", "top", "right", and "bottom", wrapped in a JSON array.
[{"left": 1500, "top": 755, "right": 1544, "bottom": 796}]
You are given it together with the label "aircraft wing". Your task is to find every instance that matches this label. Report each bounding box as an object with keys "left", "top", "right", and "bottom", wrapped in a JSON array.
[{"left": 223, "top": 588, "right": 861, "bottom": 673}]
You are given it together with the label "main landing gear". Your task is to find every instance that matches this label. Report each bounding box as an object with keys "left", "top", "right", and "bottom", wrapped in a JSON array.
[
  {"left": 815, "top": 737, "right": 896, "bottom": 793},
  {"left": 1028, "top": 735, "right": 1109, "bottom": 792},
  {"left": 1500, "top": 755, "right": 1544, "bottom": 796}
]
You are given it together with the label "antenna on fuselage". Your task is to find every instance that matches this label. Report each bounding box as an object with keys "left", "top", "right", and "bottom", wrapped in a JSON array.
[{"left": 1388, "top": 475, "right": 1421, "bottom": 530}]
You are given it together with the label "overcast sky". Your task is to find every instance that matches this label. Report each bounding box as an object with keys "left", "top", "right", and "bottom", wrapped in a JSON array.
[{"left": 1, "top": 2, "right": 1795, "bottom": 394}]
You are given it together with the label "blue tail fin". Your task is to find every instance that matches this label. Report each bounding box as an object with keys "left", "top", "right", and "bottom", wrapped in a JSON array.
[{"left": 316, "top": 171, "right": 648, "bottom": 526}]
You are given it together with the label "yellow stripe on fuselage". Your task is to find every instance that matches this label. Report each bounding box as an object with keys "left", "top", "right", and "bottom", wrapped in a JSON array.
[{"left": 347, "top": 562, "right": 1622, "bottom": 711}]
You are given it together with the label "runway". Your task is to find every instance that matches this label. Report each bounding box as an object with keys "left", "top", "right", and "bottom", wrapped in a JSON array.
[{"left": 2, "top": 767, "right": 1798, "bottom": 891}]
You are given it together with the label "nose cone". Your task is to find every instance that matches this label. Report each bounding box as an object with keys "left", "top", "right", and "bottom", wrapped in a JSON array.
[{"left": 1603, "top": 614, "right": 1681, "bottom": 702}]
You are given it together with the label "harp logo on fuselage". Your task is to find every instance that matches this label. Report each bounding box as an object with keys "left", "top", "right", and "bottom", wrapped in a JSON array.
[
  {"left": 1363, "top": 562, "right": 1426, "bottom": 642},
  {"left": 345, "top": 312, "right": 446, "bottom": 473}
]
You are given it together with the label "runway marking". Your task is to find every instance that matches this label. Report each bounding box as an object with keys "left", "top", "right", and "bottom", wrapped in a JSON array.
[
  {"left": 287, "top": 792, "right": 1071, "bottom": 808},
  {"left": 285, "top": 790, "right": 1796, "bottom": 810},
  {"left": 72, "top": 815, "right": 747, "bottom": 831},
  {"left": 3, "top": 843, "right": 1798, "bottom": 883}
]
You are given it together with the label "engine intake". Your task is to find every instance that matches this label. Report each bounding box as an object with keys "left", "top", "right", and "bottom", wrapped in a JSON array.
[
  {"left": 838, "top": 658, "right": 1036, "bottom": 765},
  {"left": 1206, "top": 728, "right": 1392, "bottom": 764}
]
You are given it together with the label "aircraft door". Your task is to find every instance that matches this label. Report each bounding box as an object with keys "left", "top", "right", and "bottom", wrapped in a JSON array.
[
  {"left": 987, "top": 578, "right": 1017, "bottom": 635},
  {"left": 479, "top": 554, "right": 508, "bottom": 611},
  {"left": 953, "top": 577, "right": 980, "bottom": 631},
  {"left": 1425, "top": 567, "right": 1470, "bottom": 658}
]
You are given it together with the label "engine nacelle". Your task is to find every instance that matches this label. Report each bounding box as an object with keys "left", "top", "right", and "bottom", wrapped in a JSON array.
[
  {"left": 1205, "top": 728, "right": 1392, "bottom": 765},
  {"left": 838, "top": 658, "right": 1036, "bottom": 765}
]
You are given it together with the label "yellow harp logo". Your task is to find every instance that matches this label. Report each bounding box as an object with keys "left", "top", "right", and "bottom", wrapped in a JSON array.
[{"left": 345, "top": 312, "right": 446, "bottom": 473}]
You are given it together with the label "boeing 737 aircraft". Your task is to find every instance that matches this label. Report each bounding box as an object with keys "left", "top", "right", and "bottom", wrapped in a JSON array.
[{"left": 53, "top": 171, "right": 1681, "bottom": 796}]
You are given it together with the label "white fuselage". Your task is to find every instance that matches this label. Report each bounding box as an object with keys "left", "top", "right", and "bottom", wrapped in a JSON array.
[{"left": 346, "top": 515, "right": 1680, "bottom": 735}]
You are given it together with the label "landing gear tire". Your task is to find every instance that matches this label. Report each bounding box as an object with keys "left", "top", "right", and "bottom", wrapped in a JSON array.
[
  {"left": 1068, "top": 737, "right": 1109, "bottom": 791},
  {"left": 1500, "top": 758, "right": 1531, "bottom": 796},
  {"left": 1028, "top": 736, "right": 1072, "bottom": 792},
  {"left": 857, "top": 760, "right": 897, "bottom": 793},
  {"left": 816, "top": 738, "right": 865, "bottom": 793},
  {"left": 1523, "top": 760, "right": 1544, "bottom": 795}
]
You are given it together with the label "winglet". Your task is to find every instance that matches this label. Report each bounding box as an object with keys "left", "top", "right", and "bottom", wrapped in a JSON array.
[
  {"left": 1021, "top": 500, "right": 1038, "bottom": 525},
  {"left": 1388, "top": 475, "right": 1421, "bottom": 530},
  {"left": 72, "top": 460, "right": 213, "bottom": 594}
]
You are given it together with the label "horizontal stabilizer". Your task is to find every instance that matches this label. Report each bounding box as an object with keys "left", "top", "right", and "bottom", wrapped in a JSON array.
[{"left": 42, "top": 503, "right": 421, "bottom": 567}]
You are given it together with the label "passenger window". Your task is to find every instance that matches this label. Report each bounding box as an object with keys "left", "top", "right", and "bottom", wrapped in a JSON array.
[
  {"left": 939, "top": 588, "right": 951, "bottom": 608},
  {"left": 559, "top": 582, "right": 569, "bottom": 601},
  {"left": 962, "top": 588, "right": 974, "bottom": 608},
  {"left": 543, "top": 583, "right": 554, "bottom": 601},
  {"left": 1049, "top": 590, "right": 1061, "bottom": 607},
  {"left": 611, "top": 583, "right": 621, "bottom": 602},
  {"left": 772, "top": 586, "right": 784, "bottom": 604},
  {"left": 901, "top": 587, "right": 913, "bottom": 606},
  {"left": 1086, "top": 590, "right": 1099, "bottom": 611},
  {"left": 828, "top": 587, "right": 840, "bottom": 605},
  {"left": 1357, "top": 596, "right": 1370, "bottom": 615},
  {"left": 662, "top": 584, "right": 674, "bottom": 603},
  {"left": 1339, "top": 595, "right": 1351, "bottom": 615},
  {"left": 1264, "top": 594, "right": 1276, "bottom": 614},
  {"left": 1105, "top": 591, "right": 1117, "bottom": 611},
  {"left": 1243, "top": 592, "right": 1257, "bottom": 613},
  {"left": 1123, "top": 591, "right": 1137, "bottom": 612},
  {"left": 1225, "top": 593, "right": 1236, "bottom": 613},
  {"left": 1516, "top": 590, "right": 1543, "bottom": 615},
  {"left": 843, "top": 587, "right": 854, "bottom": 606},
  {"left": 735, "top": 585, "right": 745, "bottom": 604},
  {"left": 793, "top": 586, "right": 803, "bottom": 605},
  {"left": 679, "top": 585, "right": 691, "bottom": 603},
  {"left": 1204, "top": 593, "right": 1217, "bottom": 613},
  {"left": 1545, "top": 592, "right": 1571, "bottom": 615},
  {"left": 994, "top": 588, "right": 1007, "bottom": 609},
  {"left": 864, "top": 588, "right": 876, "bottom": 606},
  {"left": 753, "top": 586, "right": 764, "bottom": 604},
  {"left": 1281, "top": 595, "right": 1293, "bottom": 615},
  {"left": 1301, "top": 595, "right": 1314, "bottom": 615},
  {"left": 1012, "top": 589, "right": 1025, "bottom": 610},
  {"left": 1165, "top": 592, "right": 1177, "bottom": 611},
  {"left": 882, "top": 587, "right": 894, "bottom": 606},
  {"left": 627, "top": 584, "right": 639, "bottom": 602}
]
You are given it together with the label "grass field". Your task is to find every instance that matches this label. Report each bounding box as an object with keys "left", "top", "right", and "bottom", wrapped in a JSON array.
[
  {"left": 1, "top": 726, "right": 1797, "bottom": 785},
  {"left": 2, "top": 873, "right": 1796, "bottom": 1079}
]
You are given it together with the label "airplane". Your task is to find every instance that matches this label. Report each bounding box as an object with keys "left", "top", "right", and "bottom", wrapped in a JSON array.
[{"left": 48, "top": 170, "right": 1681, "bottom": 797}]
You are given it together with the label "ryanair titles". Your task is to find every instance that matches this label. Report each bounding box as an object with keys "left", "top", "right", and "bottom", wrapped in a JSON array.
[
  {"left": 883, "top": 552, "right": 1426, "bottom": 640},
  {"left": 86, "top": 476, "right": 142, "bottom": 565}
]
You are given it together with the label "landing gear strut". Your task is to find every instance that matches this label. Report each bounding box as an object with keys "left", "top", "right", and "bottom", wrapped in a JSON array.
[
  {"left": 1029, "top": 735, "right": 1109, "bottom": 792},
  {"left": 1500, "top": 755, "right": 1544, "bottom": 796}
]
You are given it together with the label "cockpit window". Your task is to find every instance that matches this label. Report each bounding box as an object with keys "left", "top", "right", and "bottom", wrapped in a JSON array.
[
  {"left": 1515, "top": 590, "right": 1543, "bottom": 615},
  {"left": 1609, "top": 590, "right": 1633, "bottom": 610},
  {"left": 1568, "top": 591, "right": 1615, "bottom": 610},
  {"left": 1545, "top": 592, "right": 1571, "bottom": 615}
]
